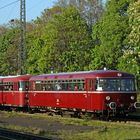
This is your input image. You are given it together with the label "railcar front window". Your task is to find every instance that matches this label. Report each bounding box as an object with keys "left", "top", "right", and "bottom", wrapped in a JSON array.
[{"left": 96, "top": 78, "right": 136, "bottom": 91}]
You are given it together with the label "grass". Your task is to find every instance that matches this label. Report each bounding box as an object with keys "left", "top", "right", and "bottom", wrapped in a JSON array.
[
  {"left": 135, "top": 93, "right": 140, "bottom": 115},
  {"left": 57, "top": 120, "right": 140, "bottom": 140},
  {"left": 50, "top": 118, "right": 140, "bottom": 140},
  {"left": 0, "top": 111, "right": 140, "bottom": 140},
  {"left": 137, "top": 93, "right": 140, "bottom": 101}
]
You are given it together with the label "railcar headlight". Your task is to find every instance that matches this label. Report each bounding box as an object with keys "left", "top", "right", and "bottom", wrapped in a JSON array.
[
  {"left": 106, "top": 96, "right": 111, "bottom": 101},
  {"left": 109, "top": 102, "right": 116, "bottom": 109},
  {"left": 130, "top": 96, "right": 135, "bottom": 100}
]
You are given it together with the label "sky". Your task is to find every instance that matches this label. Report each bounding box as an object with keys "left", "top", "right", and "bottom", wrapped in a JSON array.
[{"left": 0, "top": 0, "right": 57, "bottom": 25}]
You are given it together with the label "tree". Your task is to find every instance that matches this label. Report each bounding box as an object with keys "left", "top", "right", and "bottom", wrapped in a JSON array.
[
  {"left": 55, "top": 0, "right": 104, "bottom": 28},
  {"left": 0, "top": 26, "right": 19, "bottom": 75},
  {"left": 89, "top": 0, "right": 131, "bottom": 70},
  {"left": 35, "top": 6, "right": 92, "bottom": 73},
  {"left": 118, "top": 0, "right": 140, "bottom": 79},
  {"left": 26, "top": 6, "right": 63, "bottom": 74},
  {"left": 0, "top": 19, "right": 36, "bottom": 75}
]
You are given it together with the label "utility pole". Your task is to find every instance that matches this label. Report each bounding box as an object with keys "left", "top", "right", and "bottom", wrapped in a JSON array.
[{"left": 19, "top": 0, "right": 26, "bottom": 75}]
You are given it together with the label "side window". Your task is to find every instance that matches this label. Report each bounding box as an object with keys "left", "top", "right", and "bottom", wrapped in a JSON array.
[
  {"left": 54, "top": 82, "right": 62, "bottom": 91},
  {"left": 33, "top": 79, "right": 85, "bottom": 91},
  {"left": 35, "top": 81, "right": 42, "bottom": 91},
  {"left": 88, "top": 79, "right": 96, "bottom": 91},
  {"left": 78, "top": 80, "right": 85, "bottom": 91},
  {"left": 46, "top": 81, "right": 53, "bottom": 91},
  {"left": 0, "top": 82, "right": 2, "bottom": 91},
  {"left": 3, "top": 82, "right": 14, "bottom": 91},
  {"left": 32, "top": 82, "right": 36, "bottom": 91},
  {"left": 61, "top": 81, "right": 68, "bottom": 91},
  {"left": 34, "top": 80, "right": 54, "bottom": 91},
  {"left": 69, "top": 80, "right": 75, "bottom": 91},
  {"left": 67, "top": 79, "right": 85, "bottom": 91}
]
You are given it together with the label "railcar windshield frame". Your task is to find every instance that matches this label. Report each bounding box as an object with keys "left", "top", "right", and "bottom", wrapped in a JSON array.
[{"left": 96, "top": 78, "right": 136, "bottom": 92}]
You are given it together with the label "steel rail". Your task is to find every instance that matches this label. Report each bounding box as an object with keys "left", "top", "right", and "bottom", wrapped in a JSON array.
[{"left": 0, "top": 127, "right": 56, "bottom": 140}]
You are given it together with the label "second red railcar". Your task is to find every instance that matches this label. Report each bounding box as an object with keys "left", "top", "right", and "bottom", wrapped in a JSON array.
[{"left": 0, "top": 75, "right": 32, "bottom": 107}]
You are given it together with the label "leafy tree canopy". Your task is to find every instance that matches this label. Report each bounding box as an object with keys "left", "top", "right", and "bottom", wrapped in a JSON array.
[
  {"left": 36, "top": 6, "right": 92, "bottom": 73},
  {"left": 118, "top": 0, "right": 140, "bottom": 79},
  {"left": 89, "top": 0, "right": 131, "bottom": 70}
]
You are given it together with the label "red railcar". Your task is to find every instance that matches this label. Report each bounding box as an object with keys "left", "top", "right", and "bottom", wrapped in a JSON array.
[
  {"left": 0, "top": 75, "right": 32, "bottom": 107},
  {"left": 28, "top": 70, "right": 139, "bottom": 116}
]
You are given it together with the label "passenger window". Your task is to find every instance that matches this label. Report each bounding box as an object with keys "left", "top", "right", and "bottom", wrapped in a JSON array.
[
  {"left": 88, "top": 80, "right": 95, "bottom": 91},
  {"left": 55, "top": 83, "right": 62, "bottom": 91},
  {"left": 33, "top": 79, "right": 85, "bottom": 91},
  {"left": 0, "top": 83, "right": 2, "bottom": 91},
  {"left": 3, "top": 82, "right": 14, "bottom": 91}
]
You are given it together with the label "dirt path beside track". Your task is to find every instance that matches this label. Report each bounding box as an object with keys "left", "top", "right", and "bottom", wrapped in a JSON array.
[{"left": 0, "top": 112, "right": 95, "bottom": 138}]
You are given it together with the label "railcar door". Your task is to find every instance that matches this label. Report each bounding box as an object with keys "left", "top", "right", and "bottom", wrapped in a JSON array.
[
  {"left": 18, "top": 81, "right": 29, "bottom": 106},
  {"left": 86, "top": 79, "right": 96, "bottom": 111},
  {"left": 13, "top": 82, "right": 18, "bottom": 106}
]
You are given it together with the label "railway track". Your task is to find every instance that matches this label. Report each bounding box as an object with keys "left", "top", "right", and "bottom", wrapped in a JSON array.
[
  {"left": 107, "top": 115, "right": 140, "bottom": 124},
  {"left": 0, "top": 127, "right": 56, "bottom": 140}
]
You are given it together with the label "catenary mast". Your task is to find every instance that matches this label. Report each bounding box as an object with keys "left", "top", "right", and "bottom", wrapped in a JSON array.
[{"left": 19, "top": 0, "right": 26, "bottom": 75}]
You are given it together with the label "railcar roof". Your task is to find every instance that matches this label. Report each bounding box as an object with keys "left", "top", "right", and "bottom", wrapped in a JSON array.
[
  {"left": 29, "top": 70, "right": 135, "bottom": 81},
  {"left": 1, "top": 75, "right": 32, "bottom": 82}
]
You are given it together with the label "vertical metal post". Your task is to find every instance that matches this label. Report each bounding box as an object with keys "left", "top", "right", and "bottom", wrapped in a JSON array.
[{"left": 19, "top": 0, "right": 26, "bottom": 75}]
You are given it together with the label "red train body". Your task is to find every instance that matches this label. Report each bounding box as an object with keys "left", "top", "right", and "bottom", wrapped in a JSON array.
[
  {"left": 28, "top": 70, "right": 139, "bottom": 116},
  {"left": 0, "top": 70, "right": 139, "bottom": 117},
  {"left": 0, "top": 75, "right": 31, "bottom": 107}
]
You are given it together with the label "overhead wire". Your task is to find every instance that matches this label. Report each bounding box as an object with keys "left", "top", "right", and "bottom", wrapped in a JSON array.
[
  {"left": 27, "top": 0, "right": 45, "bottom": 17},
  {"left": 0, "top": 0, "right": 46, "bottom": 24},
  {"left": 0, "top": 0, "right": 20, "bottom": 25},
  {"left": 27, "top": 0, "right": 43, "bottom": 11},
  {"left": 3, "top": 2, "right": 19, "bottom": 24},
  {"left": 27, "top": 0, "right": 56, "bottom": 16},
  {"left": 0, "top": 0, "right": 55, "bottom": 25},
  {"left": 0, "top": 0, "right": 20, "bottom": 10}
]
